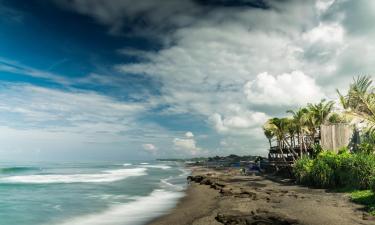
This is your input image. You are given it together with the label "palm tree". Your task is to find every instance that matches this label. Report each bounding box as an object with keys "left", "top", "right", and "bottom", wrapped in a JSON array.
[
  {"left": 264, "top": 117, "right": 297, "bottom": 162},
  {"left": 305, "top": 99, "right": 335, "bottom": 141},
  {"left": 287, "top": 107, "right": 308, "bottom": 155},
  {"left": 338, "top": 76, "right": 375, "bottom": 127},
  {"left": 263, "top": 125, "right": 274, "bottom": 149}
]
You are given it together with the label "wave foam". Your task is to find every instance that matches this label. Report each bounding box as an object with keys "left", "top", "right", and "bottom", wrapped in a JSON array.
[
  {"left": 0, "top": 168, "right": 147, "bottom": 184},
  {"left": 55, "top": 189, "right": 184, "bottom": 225},
  {"left": 140, "top": 165, "right": 171, "bottom": 170},
  {"left": 160, "top": 178, "right": 184, "bottom": 191}
]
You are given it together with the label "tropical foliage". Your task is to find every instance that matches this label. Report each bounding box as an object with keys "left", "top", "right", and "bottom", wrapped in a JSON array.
[
  {"left": 293, "top": 150, "right": 375, "bottom": 189},
  {"left": 263, "top": 99, "right": 335, "bottom": 162},
  {"left": 282, "top": 76, "right": 375, "bottom": 216},
  {"left": 337, "top": 76, "right": 375, "bottom": 126},
  {"left": 337, "top": 76, "right": 375, "bottom": 153}
]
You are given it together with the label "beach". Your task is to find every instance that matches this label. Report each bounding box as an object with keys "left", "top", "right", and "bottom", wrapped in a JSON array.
[{"left": 148, "top": 166, "right": 375, "bottom": 225}]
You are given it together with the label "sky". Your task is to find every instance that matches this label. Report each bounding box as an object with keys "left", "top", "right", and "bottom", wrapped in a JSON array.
[{"left": 0, "top": 0, "right": 373, "bottom": 161}]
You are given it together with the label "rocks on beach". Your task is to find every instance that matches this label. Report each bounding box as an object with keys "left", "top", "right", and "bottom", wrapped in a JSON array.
[{"left": 149, "top": 168, "right": 375, "bottom": 225}]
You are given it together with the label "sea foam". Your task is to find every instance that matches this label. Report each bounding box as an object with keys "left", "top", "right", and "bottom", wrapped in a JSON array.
[
  {"left": 55, "top": 189, "right": 184, "bottom": 225},
  {"left": 0, "top": 168, "right": 147, "bottom": 184},
  {"left": 140, "top": 165, "right": 172, "bottom": 170}
]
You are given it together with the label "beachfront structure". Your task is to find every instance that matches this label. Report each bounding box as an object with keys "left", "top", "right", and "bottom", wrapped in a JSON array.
[
  {"left": 267, "top": 122, "right": 355, "bottom": 169},
  {"left": 320, "top": 124, "right": 354, "bottom": 153}
]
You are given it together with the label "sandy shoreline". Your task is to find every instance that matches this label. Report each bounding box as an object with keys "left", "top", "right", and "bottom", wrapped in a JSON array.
[{"left": 148, "top": 166, "right": 375, "bottom": 225}]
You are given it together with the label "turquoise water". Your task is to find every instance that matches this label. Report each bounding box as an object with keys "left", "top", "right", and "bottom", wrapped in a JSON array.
[{"left": 0, "top": 161, "right": 189, "bottom": 225}]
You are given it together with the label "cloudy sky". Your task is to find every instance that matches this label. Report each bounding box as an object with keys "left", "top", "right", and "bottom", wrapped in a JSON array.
[{"left": 0, "top": 0, "right": 372, "bottom": 161}]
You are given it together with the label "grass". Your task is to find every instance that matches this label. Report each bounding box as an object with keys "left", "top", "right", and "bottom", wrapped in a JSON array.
[{"left": 350, "top": 190, "right": 375, "bottom": 216}]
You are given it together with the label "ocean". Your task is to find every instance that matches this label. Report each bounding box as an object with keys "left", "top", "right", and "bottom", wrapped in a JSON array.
[{"left": 0, "top": 161, "right": 189, "bottom": 225}]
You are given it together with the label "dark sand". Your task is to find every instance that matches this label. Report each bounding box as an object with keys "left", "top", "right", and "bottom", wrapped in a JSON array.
[{"left": 148, "top": 167, "right": 375, "bottom": 225}]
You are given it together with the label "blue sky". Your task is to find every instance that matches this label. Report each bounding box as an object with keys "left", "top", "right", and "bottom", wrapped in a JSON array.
[{"left": 0, "top": 0, "right": 373, "bottom": 161}]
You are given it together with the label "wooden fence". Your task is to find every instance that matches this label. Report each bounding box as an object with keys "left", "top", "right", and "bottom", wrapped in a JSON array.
[{"left": 320, "top": 124, "right": 353, "bottom": 153}]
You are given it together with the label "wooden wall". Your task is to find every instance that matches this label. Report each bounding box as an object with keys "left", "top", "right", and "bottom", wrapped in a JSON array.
[{"left": 321, "top": 124, "right": 353, "bottom": 153}]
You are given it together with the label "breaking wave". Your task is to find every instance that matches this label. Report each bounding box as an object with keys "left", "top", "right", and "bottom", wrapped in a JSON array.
[
  {"left": 55, "top": 189, "right": 184, "bottom": 225},
  {"left": 140, "top": 165, "right": 172, "bottom": 170},
  {"left": 0, "top": 168, "right": 147, "bottom": 184}
]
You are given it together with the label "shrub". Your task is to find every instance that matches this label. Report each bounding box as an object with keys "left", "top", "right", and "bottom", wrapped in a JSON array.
[
  {"left": 348, "top": 153, "right": 375, "bottom": 189},
  {"left": 358, "top": 130, "right": 375, "bottom": 154},
  {"left": 293, "top": 156, "right": 313, "bottom": 184},
  {"left": 310, "top": 158, "right": 335, "bottom": 188},
  {"left": 351, "top": 190, "right": 375, "bottom": 216},
  {"left": 293, "top": 150, "right": 375, "bottom": 189},
  {"left": 311, "top": 143, "right": 323, "bottom": 158},
  {"left": 371, "top": 176, "right": 375, "bottom": 193},
  {"left": 358, "top": 143, "right": 375, "bottom": 155}
]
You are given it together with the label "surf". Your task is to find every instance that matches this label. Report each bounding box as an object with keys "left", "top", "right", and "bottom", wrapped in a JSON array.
[
  {"left": 0, "top": 168, "right": 147, "bottom": 184},
  {"left": 54, "top": 189, "right": 184, "bottom": 225}
]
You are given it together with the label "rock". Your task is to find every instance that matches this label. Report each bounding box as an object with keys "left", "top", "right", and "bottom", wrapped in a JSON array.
[
  {"left": 215, "top": 211, "right": 301, "bottom": 225},
  {"left": 187, "top": 175, "right": 204, "bottom": 183}
]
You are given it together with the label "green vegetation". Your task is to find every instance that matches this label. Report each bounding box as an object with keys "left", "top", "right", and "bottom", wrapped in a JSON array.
[
  {"left": 293, "top": 150, "right": 375, "bottom": 215},
  {"left": 351, "top": 190, "right": 375, "bottom": 216},
  {"left": 293, "top": 150, "right": 375, "bottom": 189},
  {"left": 263, "top": 76, "right": 375, "bottom": 215},
  {"left": 263, "top": 99, "right": 335, "bottom": 163}
]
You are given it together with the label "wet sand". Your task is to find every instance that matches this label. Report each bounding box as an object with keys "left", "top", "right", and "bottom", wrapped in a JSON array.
[{"left": 148, "top": 166, "right": 375, "bottom": 225}]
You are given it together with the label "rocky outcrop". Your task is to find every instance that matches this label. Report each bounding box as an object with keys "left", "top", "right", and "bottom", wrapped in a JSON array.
[
  {"left": 215, "top": 211, "right": 301, "bottom": 225},
  {"left": 188, "top": 175, "right": 260, "bottom": 198},
  {"left": 187, "top": 175, "right": 226, "bottom": 190}
]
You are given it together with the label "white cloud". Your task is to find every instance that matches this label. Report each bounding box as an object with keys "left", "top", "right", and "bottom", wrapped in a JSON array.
[
  {"left": 209, "top": 111, "right": 268, "bottom": 135},
  {"left": 302, "top": 22, "right": 344, "bottom": 44},
  {"left": 8, "top": 0, "right": 375, "bottom": 158},
  {"left": 173, "top": 132, "right": 205, "bottom": 156},
  {"left": 316, "top": 0, "right": 336, "bottom": 14},
  {"left": 142, "top": 144, "right": 158, "bottom": 155},
  {"left": 244, "top": 71, "right": 325, "bottom": 106},
  {"left": 0, "top": 58, "right": 69, "bottom": 85},
  {"left": 0, "top": 84, "right": 164, "bottom": 157},
  {"left": 173, "top": 138, "right": 199, "bottom": 155},
  {"left": 0, "top": 84, "right": 146, "bottom": 131},
  {"left": 65, "top": 0, "right": 354, "bottom": 155},
  {"left": 185, "top": 131, "right": 194, "bottom": 138}
]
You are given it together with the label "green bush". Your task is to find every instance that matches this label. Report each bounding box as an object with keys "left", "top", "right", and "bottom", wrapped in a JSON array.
[
  {"left": 351, "top": 190, "right": 375, "bottom": 216},
  {"left": 293, "top": 151, "right": 375, "bottom": 189},
  {"left": 311, "top": 143, "right": 323, "bottom": 158},
  {"left": 310, "top": 159, "right": 335, "bottom": 188},
  {"left": 371, "top": 176, "right": 375, "bottom": 193},
  {"left": 293, "top": 156, "right": 313, "bottom": 184},
  {"left": 348, "top": 154, "right": 375, "bottom": 189},
  {"left": 358, "top": 130, "right": 375, "bottom": 154}
]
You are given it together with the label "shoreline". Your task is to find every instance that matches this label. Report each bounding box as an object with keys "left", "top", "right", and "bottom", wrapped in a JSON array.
[
  {"left": 147, "top": 166, "right": 220, "bottom": 225},
  {"left": 147, "top": 166, "right": 375, "bottom": 225}
]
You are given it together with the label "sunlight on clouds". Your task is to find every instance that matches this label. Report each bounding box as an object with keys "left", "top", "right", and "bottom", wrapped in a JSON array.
[
  {"left": 302, "top": 22, "right": 344, "bottom": 44},
  {"left": 0, "top": 84, "right": 145, "bottom": 128},
  {"left": 316, "top": 0, "right": 336, "bottom": 14},
  {"left": 5, "top": 0, "right": 375, "bottom": 158},
  {"left": 173, "top": 131, "right": 203, "bottom": 156},
  {"left": 244, "top": 71, "right": 325, "bottom": 106}
]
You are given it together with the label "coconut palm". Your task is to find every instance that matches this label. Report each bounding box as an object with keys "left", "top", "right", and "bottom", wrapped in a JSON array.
[
  {"left": 287, "top": 107, "right": 309, "bottom": 155},
  {"left": 263, "top": 125, "right": 274, "bottom": 149},
  {"left": 307, "top": 99, "right": 335, "bottom": 126},
  {"left": 305, "top": 99, "right": 335, "bottom": 142},
  {"left": 264, "top": 117, "right": 297, "bottom": 162},
  {"left": 338, "top": 76, "right": 375, "bottom": 126}
]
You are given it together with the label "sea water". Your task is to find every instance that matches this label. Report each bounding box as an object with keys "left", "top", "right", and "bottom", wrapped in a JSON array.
[{"left": 0, "top": 161, "right": 189, "bottom": 225}]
